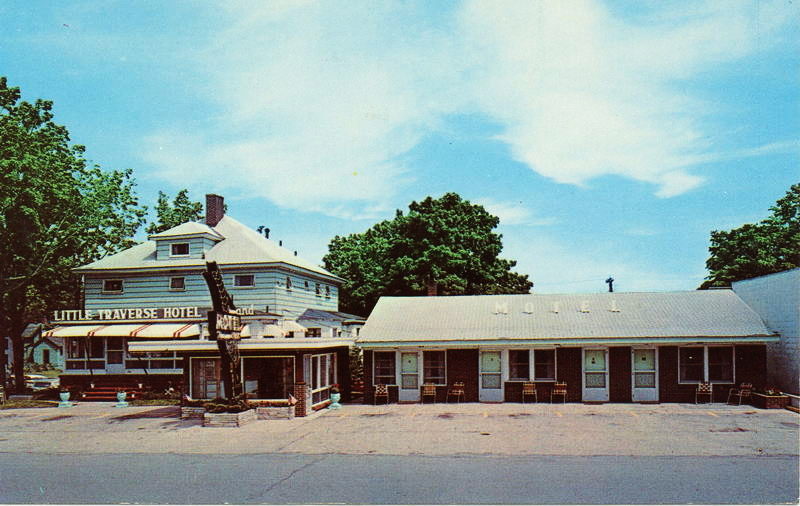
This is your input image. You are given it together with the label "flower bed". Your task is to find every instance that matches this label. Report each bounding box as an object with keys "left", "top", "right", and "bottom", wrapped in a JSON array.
[
  {"left": 181, "top": 406, "right": 206, "bottom": 419},
  {"left": 751, "top": 393, "right": 790, "bottom": 409},
  {"left": 255, "top": 405, "right": 295, "bottom": 420},
  {"left": 202, "top": 409, "right": 256, "bottom": 427}
]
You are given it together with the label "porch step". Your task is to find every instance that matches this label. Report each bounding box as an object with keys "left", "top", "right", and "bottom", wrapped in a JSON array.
[{"left": 80, "top": 384, "right": 144, "bottom": 402}]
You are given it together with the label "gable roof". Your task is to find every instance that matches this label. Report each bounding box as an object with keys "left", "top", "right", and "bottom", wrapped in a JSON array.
[
  {"left": 357, "top": 291, "right": 776, "bottom": 346},
  {"left": 297, "top": 308, "right": 366, "bottom": 322},
  {"left": 75, "top": 216, "right": 340, "bottom": 280}
]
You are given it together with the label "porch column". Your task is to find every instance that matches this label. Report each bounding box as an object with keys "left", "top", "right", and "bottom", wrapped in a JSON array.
[{"left": 294, "top": 381, "right": 310, "bottom": 417}]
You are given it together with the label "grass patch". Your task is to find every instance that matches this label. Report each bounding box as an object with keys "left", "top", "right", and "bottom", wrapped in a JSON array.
[
  {"left": 0, "top": 400, "right": 58, "bottom": 409},
  {"left": 129, "top": 399, "right": 180, "bottom": 406}
]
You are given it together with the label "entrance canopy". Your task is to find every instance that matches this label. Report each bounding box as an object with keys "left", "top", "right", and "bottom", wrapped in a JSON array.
[{"left": 46, "top": 323, "right": 201, "bottom": 339}]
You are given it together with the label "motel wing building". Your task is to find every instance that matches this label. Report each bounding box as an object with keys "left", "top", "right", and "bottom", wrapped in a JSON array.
[
  {"left": 47, "top": 195, "right": 362, "bottom": 414},
  {"left": 357, "top": 291, "right": 777, "bottom": 403}
]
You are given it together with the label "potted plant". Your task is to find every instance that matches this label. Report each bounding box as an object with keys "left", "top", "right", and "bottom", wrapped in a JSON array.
[
  {"left": 115, "top": 388, "right": 129, "bottom": 408},
  {"left": 329, "top": 384, "right": 342, "bottom": 409},
  {"left": 58, "top": 387, "right": 73, "bottom": 408},
  {"left": 752, "top": 387, "right": 790, "bottom": 409}
]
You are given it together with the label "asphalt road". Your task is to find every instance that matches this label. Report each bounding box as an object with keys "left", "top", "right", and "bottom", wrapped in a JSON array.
[{"left": 1, "top": 452, "right": 797, "bottom": 504}]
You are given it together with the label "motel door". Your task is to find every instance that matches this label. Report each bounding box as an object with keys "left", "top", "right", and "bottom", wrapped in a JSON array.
[
  {"left": 105, "top": 337, "right": 126, "bottom": 374},
  {"left": 399, "top": 352, "right": 420, "bottom": 402},
  {"left": 479, "top": 351, "right": 503, "bottom": 402},
  {"left": 631, "top": 348, "right": 658, "bottom": 402},
  {"left": 582, "top": 348, "right": 609, "bottom": 402}
]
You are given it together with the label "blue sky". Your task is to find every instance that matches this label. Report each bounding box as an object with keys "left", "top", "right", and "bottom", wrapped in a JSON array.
[{"left": 2, "top": 0, "right": 798, "bottom": 294}]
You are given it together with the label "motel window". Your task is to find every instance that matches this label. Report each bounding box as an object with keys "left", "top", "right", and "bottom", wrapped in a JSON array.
[
  {"left": 305, "top": 281, "right": 309, "bottom": 289},
  {"left": 126, "top": 351, "right": 179, "bottom": 370},
  {"left": 305, "top": 328, "right": 322, "bottom": 338},
  {"left": 679, "top": 346, "right": 733, "bottom": 383},
  {"left": 423, "top": 351, "right": 446, "bottom": 385},
  {"left": 708, "top": 347, "right": 734, "bottom": 383},
  {"left": 534, "top": 349, "right": 556, "bottom": 380},
  {"left": 325, "top": 285, "right": 331, "bottom": 299},
  {"left": 509, "top": 350, "right": 530, "bottom": 381},
  {"left": 102, "top": 279, "right": 123, "bottom": 293},
  {"left": 170, "top": 243, "right": 189, "bottom": 256},
  {"left": 679, "top": 347, "right": 705, "bottom": 382},
  {"left": 373, "top": 351, "right": 396, "bottom": 385},
  {"left": 234, "top": 274, "right": 255, "bottom": 287},
  {"left": 315, "top": 283, "right": 321, "bottom": 296},
  {"left": 169, "top": 277, "right": 185, "bottom": 291},
  {"left": 286, "top": 276, "right": 292, "bottom": 291}
]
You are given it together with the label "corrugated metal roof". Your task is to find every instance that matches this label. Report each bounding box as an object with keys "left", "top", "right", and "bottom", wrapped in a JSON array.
[
  {"left": 357, "top": 291, "right": 775, "bottom": 344},
  {"left": 75, "top": 216, "right": 339, "bottom": 279}
]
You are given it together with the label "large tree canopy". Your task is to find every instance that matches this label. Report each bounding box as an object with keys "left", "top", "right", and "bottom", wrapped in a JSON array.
[
  {"left": 0, "top": 77, "right": 146, "bottom": 391},
  {"left": 700, "top": 183, "right": 800, "bottom": 289},
  {"left": 324, "top": 193, "right": 533, "bottom": 316},
  {"left": 146, "top": 189, "right": 203, "bottom": 234}
]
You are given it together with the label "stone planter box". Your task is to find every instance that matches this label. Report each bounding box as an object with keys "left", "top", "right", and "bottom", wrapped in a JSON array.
[
  {"left": 202, "top": 409, "right": 256, "bottom": 427},
  {"left": 751, "top": 393, "right": 790, "bottom": 409},
  {"left": 256, "top": 405, "right": 295, "bottom": 420},
  {"left": 181, "top": 406, "right": 206, "bottom": 419}
]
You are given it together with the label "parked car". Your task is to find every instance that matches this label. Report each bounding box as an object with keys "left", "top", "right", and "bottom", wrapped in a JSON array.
[{"left": 25, "top": 374, "right": 59, "bottom": 390}]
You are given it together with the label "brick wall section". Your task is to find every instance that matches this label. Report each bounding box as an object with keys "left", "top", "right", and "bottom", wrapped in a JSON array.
[
  {"left": 293, "top": 381, "right": 309, "bottom": 417},
  {"left": 556, "top": 347, "right": 582, "bottom": 402},
  {"left": 447, "top": 349, "right": 479, "bottom": 402},
  {"left": 609, "top": 346, "right": 632, "bottom": 403}
]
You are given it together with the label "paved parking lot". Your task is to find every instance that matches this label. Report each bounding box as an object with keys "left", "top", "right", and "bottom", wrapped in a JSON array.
[{"left": 0, "top": 401, "right": 797, "bottom": 457}]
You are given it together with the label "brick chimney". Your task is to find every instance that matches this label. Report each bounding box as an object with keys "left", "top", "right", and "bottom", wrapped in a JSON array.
[
  {"left": 426, "top": 278, "right": 437, "bottom": 296},
  {"left": 205, "top": 194, "right": 225, "bottom": 227}
]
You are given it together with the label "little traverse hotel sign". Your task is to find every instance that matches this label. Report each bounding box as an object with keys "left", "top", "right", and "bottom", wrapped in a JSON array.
[
  {"left": 53, "top": 307, "right": 205, "bottom": 321},
  {"left": 53, "top": 305, "right": 256, "bottom": 322}
]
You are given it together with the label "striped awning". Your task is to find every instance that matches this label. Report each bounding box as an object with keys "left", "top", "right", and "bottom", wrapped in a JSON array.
[
  {"left": 45, "top": 323, "right": 200, "bottom": 339},
  {"left": 281, "top": 321, "right": 307, "bottom": 332}
]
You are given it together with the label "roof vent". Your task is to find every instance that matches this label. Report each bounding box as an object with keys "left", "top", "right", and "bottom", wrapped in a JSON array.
[
  {"left": 523, "top": 302, "right": 534, "bottom": 314},
  {"left": 494, "top": 301, "right": 509, "bottom": 315},
  {"left": 609, "top": 299, "right": 620, "bottom": 312},
  {"left": 552, "top": 302, "right": 560, "bottom": 314},
  {"left": 580, "top": 301, "right": 590, "bottom": 313}
]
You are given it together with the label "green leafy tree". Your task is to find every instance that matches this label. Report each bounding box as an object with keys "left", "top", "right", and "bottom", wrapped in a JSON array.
[
  {"left": 0, "top": 77, "right": 146, "bottom": 391},
  {"left": 700, "top": 183, "right": 800, "bottom": 289},
  {"left": 324, "top": 193, "right": 533, "bottom": 316},
  {"left": 146, "top": 189, "right": 203, "bottom": 234}
]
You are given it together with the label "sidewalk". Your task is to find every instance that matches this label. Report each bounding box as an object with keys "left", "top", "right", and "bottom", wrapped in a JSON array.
[{"left": 0, "top": 402, "right": 797, "bottom": 457}]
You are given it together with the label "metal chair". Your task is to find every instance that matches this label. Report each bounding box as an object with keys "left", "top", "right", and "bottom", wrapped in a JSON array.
[
  {"left": 550, "top": 382, "right": 567, "bottom": 403},
  {"left": 727, "top": 383, "right": 752, "bottom": 405},
  {"left": 373, "top": 384, "right": 389, "bottom": 405},
  {"left": 695, "top": 382, "right": 713, "bottom": 404},
  {"left": 447, "top": 382, "right": 465, "bottom": 403},
  {"left": 421, "top": 383, "right": 437, "bottom": 404},
  {"left": 521, "top": 382, "right": 537, "bottom": 403}
]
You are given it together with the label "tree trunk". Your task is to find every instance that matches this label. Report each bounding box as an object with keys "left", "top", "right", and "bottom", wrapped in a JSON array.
[
  {"left": 12, "top": 333, "right": 25, "bottom": 394},
  {"left": 0, "top": 336, "right": 7, "bottom": 390}
]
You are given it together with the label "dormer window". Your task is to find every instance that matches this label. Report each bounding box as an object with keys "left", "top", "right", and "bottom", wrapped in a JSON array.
[
  {"left": 234, "top": 274, "right": 255, "bottom": 288},
  {"left": 103, "top": 279, "right": 123, "bottom": 294},
  {"left": 170, "top": 243, "right": 190, "bottom": 257}
]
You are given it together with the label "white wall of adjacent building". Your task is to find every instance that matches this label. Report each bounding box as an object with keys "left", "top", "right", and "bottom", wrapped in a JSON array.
[{"left": 733, "top": 269, "right": 800, "bottom": 394}]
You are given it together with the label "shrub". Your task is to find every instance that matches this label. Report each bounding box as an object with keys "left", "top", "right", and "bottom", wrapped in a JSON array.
[{"left": 204, "top": 394, "right": 251, "bottom": 413}]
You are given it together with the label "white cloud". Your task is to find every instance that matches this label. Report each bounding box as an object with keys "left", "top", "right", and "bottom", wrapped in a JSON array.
[
  {"left": 140, "top": 0, "right": 796, "bottom": 216},
  {"left": 475, "top": 198, "right": 555, "bottom": 226}
]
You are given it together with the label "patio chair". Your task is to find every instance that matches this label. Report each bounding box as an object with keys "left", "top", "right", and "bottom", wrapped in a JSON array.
[
  {"left": 373, "top": 384, "right": 389, "bottom": 405},
  {"left": 695, "top": 382, "right": 713, "bottom": 404},
  {"left": 447, "top": 382, "right": 465, "bottom": 403},
  {"left": 727, "top": 383, "right": 752, "bottom": 405},
  {"left": 421, "top": 383, "right": 437, "bottom": 404},
  {"left": 550, "top": 382, "right": 567, "bottom": 403},
  {"left": 521, "top": 382, "right": 537, "bottom": 403}
]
